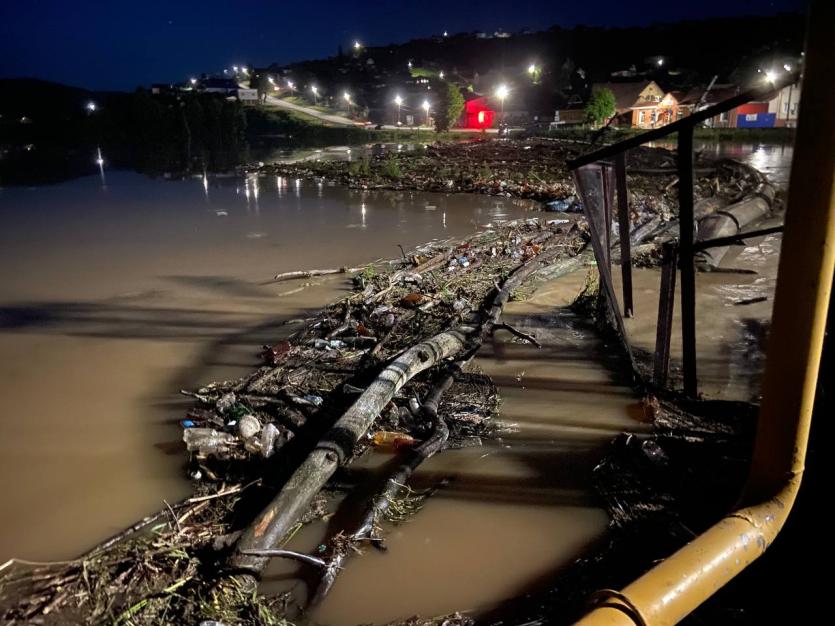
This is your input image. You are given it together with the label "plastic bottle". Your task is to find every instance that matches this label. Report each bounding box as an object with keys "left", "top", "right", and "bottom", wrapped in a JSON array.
[{"left": 371, "top": 430, "right": 417, "bottom": 449}]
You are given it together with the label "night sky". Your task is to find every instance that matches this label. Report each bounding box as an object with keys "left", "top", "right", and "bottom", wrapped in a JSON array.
[{"left": 1, "top": 0, "right": 808, "bottom": 91}]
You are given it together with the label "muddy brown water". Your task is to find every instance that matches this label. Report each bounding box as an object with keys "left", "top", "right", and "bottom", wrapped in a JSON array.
[
  {"left": 0, "top": 170, "right": 642, "bottom": 623},
  {"left": 0, "top": 137, "right": 791, "bottom": 622}
]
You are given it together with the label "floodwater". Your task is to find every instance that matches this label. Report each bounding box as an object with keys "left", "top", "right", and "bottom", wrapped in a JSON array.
[
  {"left": 647, "top": 140, "right": 794, "bottom": 185},
  {"left": 0, "top": 138, "right": 792, "bottom": 622},
  {"left": 0, "top": 169, "right": 643, "bottom": 623},
  {"left": 0, "top": 171, "right": 536, "bottom": 565},
  {"left": 264, "top": 272, "right": 644, "bottom": 624}
]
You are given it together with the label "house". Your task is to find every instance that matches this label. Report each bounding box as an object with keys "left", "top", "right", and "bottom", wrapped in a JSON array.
[
  {"left": 461, "top": 96, "right": 496, "bottom": 129},
  {"left": 591, "top": 81, "right": 666, "bottom": 126},
  {"left": 631, "top": 88, "right": 680, "bottom": 128},
  {"left": 552, "top": 94, "right": 585, "bottom": 127},
  {"left": 768, "top": 82, "right": 801, "bottom": 128},
  {"left": 200, "top": 78, "right": 239, "bottom": 95}
]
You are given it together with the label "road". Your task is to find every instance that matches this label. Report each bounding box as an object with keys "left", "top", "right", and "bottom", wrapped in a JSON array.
[{"left": 264, "top": 95, "right": 359, "bottom": 126}]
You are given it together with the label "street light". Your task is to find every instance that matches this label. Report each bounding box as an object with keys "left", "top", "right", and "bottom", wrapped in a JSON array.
[
  {"left": 232, "top": 65, "right": 239, "bottom": 72},
  {"left": 189, "top": 77, "right": 197, "bottom": 86},
  {"left": 422, "top": 100, "right": 431, "bottom": 127},
  {"left": 287, "top": 80, "right": 295, "bottom": 94},
  {"left": 528, "top": 64, "right": 536, "bottom": 75},
  {"left": 439, "top": 71, "right": 445, "bottom": 79},
  {"left": 657, "top": 58, "right": 664, "bottom": 67},
  {"left": 354, "top": 41, "right": 362, "bottom": 51},
  {"left": 495, "top": 84, "right": 509, "bottom": 118},
  {"left": 343, "top": 91, "right": 352, "bottom": 106},
  {"left": 85, "top": 101, "right": 97, "bottom": 112},
  {"left": 311, "top": 85, "right": 319, "bottom": 104},
  {"left": 394, "top": 94, "right": 403, "bottom": 125},
  {"left": 784, "top": 63, "right": 793, "bottom": 72},
  {"left": 764, "top": 70, "right": 778, "bottom": 84}
]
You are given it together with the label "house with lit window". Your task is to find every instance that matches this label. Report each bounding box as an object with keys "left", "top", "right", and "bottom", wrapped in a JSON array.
[{"left": 591, "top": 81, "right": 666, "bottom": 126}]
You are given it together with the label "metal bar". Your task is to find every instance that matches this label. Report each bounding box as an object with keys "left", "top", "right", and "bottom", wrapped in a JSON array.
[
  {"left": 653, "top": 242, "right": 677, "bottom": 386},
  {"left": 694, "top": 225, "right": 784, "bottom": 251},
  {"left": 615, "top": 153, "right": 634, "bottom": 317},
  {"left": 567, "top": 72, "right": 799, "bottom": 170},
  {"left": 572, "top": 169, "right": 634, "bottom": 368},
  {"left": 678, "top": 125, "right": 698, "bottom": 397},
  {"left": 601, "top": 165, "right": 612, "bottom": 268}
]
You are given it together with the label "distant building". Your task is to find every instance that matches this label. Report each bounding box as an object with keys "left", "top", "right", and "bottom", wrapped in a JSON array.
[
  {"left": 237, "top": 89, "right": 259, "bottom": 104},
  {"left": 200, "top": 78, "right": 239, "bottom": 95},
  {"left": 591, "top": 81, "right": 666, "bottom": 126},
  {"left": 461, "top": 96, "right": 496, "bottom": 129},
  {"left": 768, "top": 82, "right": 801, "bottom": 128}
]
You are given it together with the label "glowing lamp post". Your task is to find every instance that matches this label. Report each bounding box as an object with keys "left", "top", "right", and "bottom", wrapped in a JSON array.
[
  {"left": 422, "top": 100, "right": 431, "bottom": 127},
  {"left": 394, "top": 94, "right": 403, "bottom": 125},
  {"left": 527, "top": 63, "right": 540, "bottom": 83},
  {"left": 85, "top": 101, "right": 97, "bottom": 113},
  {"left": 495, "top": 84, "right": 509, "bottom": 122},
  {"left": 343, "top": 91, "right": 353, "bottom": 115},
  {"left": 311, "top": 85, "right": 319, "bottom": 104},
  {"left": 764, "top": 70, "right": 777, "bottom": 84}
]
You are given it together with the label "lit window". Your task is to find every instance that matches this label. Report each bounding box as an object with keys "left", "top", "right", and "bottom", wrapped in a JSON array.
[{"left": 478, "top": 111, "right": 485, "bottom": 124}]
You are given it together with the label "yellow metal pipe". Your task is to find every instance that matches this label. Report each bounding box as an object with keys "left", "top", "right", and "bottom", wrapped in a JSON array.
[{"left": 575, "top": 1, "right": 835, "bottom": 624}]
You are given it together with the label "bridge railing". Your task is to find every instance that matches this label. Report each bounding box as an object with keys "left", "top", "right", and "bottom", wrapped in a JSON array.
[{"left": 567, "top": 75, "right": 796, "bottom": 396}]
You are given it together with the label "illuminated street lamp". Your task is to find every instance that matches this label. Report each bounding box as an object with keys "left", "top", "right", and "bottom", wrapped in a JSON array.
[
  {"left": 764, "top": 70, "right": 778, "bottom": 84},
  {"left": 85, "top": 101, "right": 97, "bottom": 112},
  {"left": 353, "top": 41, "right": 362, "bottom": 51},
  {"left": 495, "top": 84, "right": 509, "bottom": 118},
  {"left": 232, "top": 65, "right": 239, "bottom": 72},
  {"left": 311, "top": 85, "right": 319, "bottom": 104},
  {"left": 394, "top": 94, "right": 403, "bottom": 125},
  {"left": 343, "top": 91, "right": 352, "bottom": 107},
  {"left": 439, "top": 71, "right": 445, "bottom": 79},
  {"left": 287, "top": 80, "right": 296, "bottom": 94},
  {"left": 422, "top": 99, "right": 431, "bottom": 127},
  {"left": 784, "top": 63, "right": 793, "bottom": 72},
  {"left": 189, "top": 77, "right": 197, "bottom": 86},
  {"left": 657, "top": 58, "right": 664, "bottom": 67},
  {"left": 527, "top": 63, "right": 540, "bottom": 84}
]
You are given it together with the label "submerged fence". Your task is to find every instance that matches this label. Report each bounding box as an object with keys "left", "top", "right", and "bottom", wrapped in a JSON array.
[{"left": 567, "top": 76, "right": 796, "bottom": 397}]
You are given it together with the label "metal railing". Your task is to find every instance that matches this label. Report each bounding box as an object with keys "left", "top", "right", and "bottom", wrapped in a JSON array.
[{"left": 567, "top": 74, "right": 797, "bottom": 397}]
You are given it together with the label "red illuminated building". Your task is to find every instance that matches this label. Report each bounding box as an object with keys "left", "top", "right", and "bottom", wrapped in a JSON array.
[{"left": 462, "top": 96, "right": 496, "bottom": 129}]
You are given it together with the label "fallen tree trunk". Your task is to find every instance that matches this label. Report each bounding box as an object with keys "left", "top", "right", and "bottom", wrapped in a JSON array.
[
  {"left": 308, "top": 371, "right": 455, "bottom": 605},
  {"left": 224, "top": 237, "right": 575, "bottom": 588},
  {"left": 226, "top": 330, "right": 467, "bottom": 580},
  {"left": 695, "top": 183, "right": 776, "bottom": 269}
]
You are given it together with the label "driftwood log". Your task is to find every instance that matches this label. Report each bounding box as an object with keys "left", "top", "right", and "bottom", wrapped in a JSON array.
[{"left": 223, "top": 237, "right": 574, "bottom": 590}]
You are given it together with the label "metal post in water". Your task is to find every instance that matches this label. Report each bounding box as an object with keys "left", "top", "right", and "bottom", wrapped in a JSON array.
[
  {"left": 654, "top": 241, "right": 678, "bottom": 387},
  {"left": 677, "top": 125, "right": 697, "bottom": 397},
  {"left": 615, "top": 153, "right": 634, "bottom": 317}
]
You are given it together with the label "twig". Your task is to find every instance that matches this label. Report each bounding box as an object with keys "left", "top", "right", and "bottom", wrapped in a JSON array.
[{"left": 492, "top": 322, "right": 542, "bottom": 347}]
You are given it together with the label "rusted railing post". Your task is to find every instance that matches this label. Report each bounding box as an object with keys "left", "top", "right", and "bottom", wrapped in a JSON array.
[
  {"left": 677, "top": 125, "right": 698, "bottom": 397},
  {"left": 654, "top": 241, "right": 678, "bottom": 386},
  {"left": 615, "top": 153, "right": 634, "bottom": 317},
  {"left": 601, "top": 164, "right": 612, "bottom": 268}
]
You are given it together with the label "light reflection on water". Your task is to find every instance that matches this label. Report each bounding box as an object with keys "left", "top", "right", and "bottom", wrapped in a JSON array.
[
  {"left": 0, "top": 171, "right": 538, "bottom": 566},
  {"left": 646, "top": 140, "right": 794, "bottom": 186}
]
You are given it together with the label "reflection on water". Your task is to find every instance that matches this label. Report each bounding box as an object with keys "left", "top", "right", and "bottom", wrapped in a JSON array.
[
  {"left": 646, "top": 140, "right": 794, "bottom": 186},
  {"left": 0, "top": 172, "right": 536, "bottom": 565}
]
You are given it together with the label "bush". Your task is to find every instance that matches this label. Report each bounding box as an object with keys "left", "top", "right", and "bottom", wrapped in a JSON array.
[{"left": 381, "top": 155, "right": 402, "bottom": 179}]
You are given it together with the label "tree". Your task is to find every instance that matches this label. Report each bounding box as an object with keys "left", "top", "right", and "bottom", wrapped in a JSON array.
[
  {"left": 434, "top": 81, "right": 465, "bottom": 132},
  {"left": 584, "top": 87, "right": 616, "bottom": 126}
]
